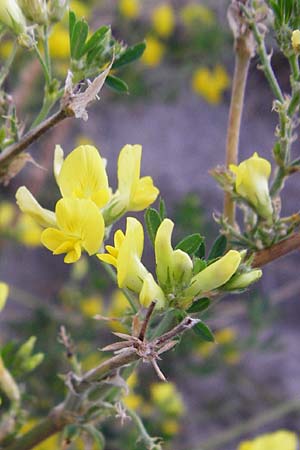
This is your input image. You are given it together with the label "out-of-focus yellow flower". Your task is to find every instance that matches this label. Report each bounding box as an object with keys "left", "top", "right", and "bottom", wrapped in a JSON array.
[
  {"left": 161, "top": 418, "right": 180, "bottom": 436},
  {"left": 49, "top": 24, "right": 70, "bottom": 59},
  {"left": 98, "top": 217, "right": 148, "bottom": 292},
  {"left": 215, "top": 327, "right": 236, "bottom": 345},
  {"left": 224, "top": 349, "right": 241, "bottom": 365},
  {"left": 141, "top": 36, "right": 165, "bottom": 67},
  {"left": 41, "top": 198, "right": 105, "bottom": 263},
  {"left": 71, "top": 256, "right": 89, "bottom": 280},
  {"left": 152, "top": 3, "right": 175, "bottom": 38},
  {"left": 180, "top": 3, "right": 215, "bottom": 27},
  {"left": 192, "top": 65, "right": 230, "bottom": 104},
  {"left": 81, "top": 351, "right": 102, "bottom": 372},
  {"left": 155, "top": 219, "right": 193, "bottom": 290},
  {"left": 17, "top": 214, "right": 42, "bottom": 246},
  {"left": 124, "top": 393, "right": 143, "bottom": 410},
  {"left": 79, "top": 295, "right": 103, "bottom": 318},
  {"left": 69, "top": 0, "right": 90, "bottom": 19},
  {"left": 238, "top": 430, "right": 298, "bottom": 450},
  {"left": 184, "top": 250, "right": 241, "bottom": 298},
  {"left": 55, "top": 145, "right": 111, "bottom": 208},
  {"left": 150, "top": 382, "right": 185, "bottom": 416},
  {"left": 230, "top": 152, "right": 273, "bottom": 220},
  {"left": 0, "top": 282, "right": 9, "bottom": 312},
  {"left": 196, "top": 341, "right": 215, "bottom": 358},
  {"left": 107, "top": 290, "right": 130, "bottom": 332},
  {"left": 106, "top": 144, "right": 159, "bottom": 221},
  {"left": 119, "top": 0, "right": 140, "bottom": 19},
  {"left": 0, "top": 40, "right": 14, "bottom": 59},
  {"left": 292, "top": 30, "right": 300, "bottom": 52},
  {"left": 0, "top": 202, "right": 15, "bottom": 229}
]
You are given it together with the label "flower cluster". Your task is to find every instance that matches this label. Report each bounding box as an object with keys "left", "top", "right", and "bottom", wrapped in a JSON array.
[
  {"left": 237, "top": 429, "right": 298, "bottom": 450},
  {"left": 99, "top": 216, "right": 261, "bottom": 311},
  {"left": 16, "top": 144, "right": 159, "bottom": 263}
]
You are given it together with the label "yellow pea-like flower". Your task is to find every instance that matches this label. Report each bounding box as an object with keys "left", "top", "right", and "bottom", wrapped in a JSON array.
[
  {"left": 56, "top": 145, "right": 111, "bottom": 209},
  {"left": 238, "top": 430, "right": 298, "bottom": 450},
  {"left": 223, "top": 268, "right": 262, "bottom": 290},
  {"left": 152, "top": 3, "right": 175, "bottom": 38},
  {"left": 139, "top": 273, "right": 166, "bottom": 309},
  {"left": 141, "top": 36, "right": 165, "bottom": 67},
  {"left": 192, "top": 65, "right": 230, "bottom": 105},
  {"left": 180, "top": 3, "right": 215, "bottom": 27},
  {"left": 98, "top": 217, "right": 148, "bottom": 292},
  {"left": 41, "top": 198, "right": 105, "bottom": 263},
  {"left": 155, "top": 219, "right": 193, "bottom": 290},
  {"left": 184, "top": 250, "right": 241, "bottom": 298},
  {"left": 16, "top": 186, "right": 56, "bottom": 228},
  {"left": 230, "top": 152, "right": 273, "bottom": 220},
  {"left": 292, "top": 30, "right": 300, "bottom": 52},
  {"left": 150, "top": 382, "right": 185, "bottom": 416},
  {"left": 119, "top": 0, "right": 140, "bottom": 19}
]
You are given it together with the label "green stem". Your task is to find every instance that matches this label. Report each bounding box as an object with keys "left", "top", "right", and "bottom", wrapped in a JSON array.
[
  {"left": 33, "top": 44, "right": 51, "bottom": 87},
  {"left": 0, "top": 41, "right": 17, "bottom": 88},
  {"left": 100, "top": 262, "right": 139, "bottom": 313},
  {"left": 43, "top": 25, "right": 51, "bottom": 82},
  {"left": 127, "top": 408, "right": 161, "bottom": 450},
  {"left": 31, "top": 95, "right": 57, "bottom": 128},
  {"left": 194, "top": 397, "right": 300, "bottom": 450}
]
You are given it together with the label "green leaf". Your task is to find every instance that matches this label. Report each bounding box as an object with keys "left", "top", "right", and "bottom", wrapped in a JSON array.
[
  {"left": 105, "top": 75, "right": 129, "bottom": 93},
  {"left": 175, "top": 233, "right": 203, "bottom": 255},
  {"left": 192, "top": 257, "right": 207, "bottom": 275},
  {"left": 69, "top": 11, "right": 76, "bottom": 42},
  {"left": 159, "top": 197, "right": 166, "bottom": 219},
  {"left": 187, "top": 297, "right": 210, "bottom": 313},
  {"left": 145, "top": 208, "right": 162, "bottom": 245},
  {"left": 208, "top": 235, "right": 227, "bottom": 260},
  {"left": 113, "top": 41, "right": 146, "bottom": 68},
  {"left": 71, "top": 19, "right": 89, "bottom": 60},
  {"left": 197, "top": 241, "right": 205, "bottom": 258},
  {"left": 193, "top": 321, "right": 214, "bottom": 342},
  {"left": 82, "top": 26, "right": 110, "bottom": 56}
]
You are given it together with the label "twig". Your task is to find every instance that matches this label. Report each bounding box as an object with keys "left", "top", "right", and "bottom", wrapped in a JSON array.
[
  {"left": 138, "top": 301, "right": 156, "bottom": 341},
  {"left": 252, "top": 232, "right": 300, "bottom": 267}
]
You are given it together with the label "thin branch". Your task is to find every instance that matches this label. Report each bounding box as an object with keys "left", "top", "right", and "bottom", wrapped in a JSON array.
[
  {"left": 138, "top": 301, "right": 156, "bottom": 341},
  {"left": 252, "top": 232, "right": 300, "bottom": 267}
]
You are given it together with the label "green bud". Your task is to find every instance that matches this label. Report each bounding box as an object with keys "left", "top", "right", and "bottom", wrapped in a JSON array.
[
  {"left": 47, "top": 0, "right": 69, "bottom": 22},
  {"left": 223, "top": 269, "right": 262, "bottom": 290},
  {"left": 18, "top": 0, "right": 48, "bottom": 25},
  {"left": 0, "top": 0, "right": 26, "bottom": 35},
  {"left": 16, "top": 336, "right": 36, "bottom": 359},
  {"left": 24, "top": 353, "right": 44, "bottom": 372}
]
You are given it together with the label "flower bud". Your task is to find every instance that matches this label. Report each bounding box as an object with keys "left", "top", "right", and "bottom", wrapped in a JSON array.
[
  {"left": 184, "top": 250, "right": 241, "bottom": 297},
  {"left": 47, "top": 0, "right": 69, "bottom": 22},
  {"left": 0, "top": 0, "right": 26, "bottom": 35},
  {"left": 292, "top": 30, "right": 300, "bottom": 52},
  {"left": 18, "top": 0, "right": 48, "bottom": 25},
  {"left": 223, "top": 268, "right": 262, "bottom": 290},
  {"left": 139, "top": 273, "right": 166, "bottom": 309},
  {"left": 230, "top": 152, "right": 273, "bottom": 221},
  {"left": 16, "top": 186, "right": 56, "bottom": 227}
]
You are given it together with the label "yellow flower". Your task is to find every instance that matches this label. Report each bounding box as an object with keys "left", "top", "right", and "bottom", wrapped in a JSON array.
[
  {"left": 150, "top": 382, "right": 185, "bottom": 416},
  {"left": 69, "top": 0, "right": 90, "bottom": 19},
  {"left": 105, "top": 144, "right": 159, "bottom": 222},
  {"left": 0, "top": 282, "right": 9, "bottom": 312},
  {"left": 55, "top": 145, "right": 111, "bottom": 208},
  {"left": 195, "top": 341, "right": 215, "bottom": 358},
  {"left": 292, "top": 30, "right": 300, "bottom": 52},
  {"left": 49, "top": 24, "right": 70, "bottom": 59},
  {"left": 139, "top": 273, "right": 166, "bottom": 309},
  {"left": 155, "top": 219, "right": 193, "bottom": 290},
  {"left": 238, "top": 430, "right": 298, "bottom": 450},
  {"left": 0, "top": 40, "right": 14, "bottom": 59},
  {"left": 119, "top": 0, "right": 140, "bottom": 19},
  {"left": 192, "top": 65, "right": 230, "bottom": 105},
  {"left": 98, "top": 217, "right": 148, "bottom": 292},
  {"left": 141, "top": 36, "right": 165, "bottom": 67},
  {"left": 152, "top": 3, "right": 175, "bottom": 38},
  {"left": 0, "top": 202, "right": 15, "bottom": 229},
  {"left": 107, "top": 290, "right": 130, "bottom": 332},
  {"left": 224, "top": 269, "right": 262, "bottom": 290},
  {"left": 41, "top": 198, "right": 105, "bottom": 263},
  {"left": 215, "top": 327, "right": 236, "bottom": 345},
  {"left": 161, "top": 419, "right": 180, "bottom": 436},
  {"left": 123, "top": 393, "right": 143, "bottom": 410},
  {"left": 224, "top": 349, "right": 241, "bottom": 365},
  {"left": 0, "top": 0, "right": 26, "bottom": 35},
  {"left": 180, "top": 3, "right": 215, "bottom": 27},
  {"left": 230, "top": 152, "right": 273, "bottom": 220},
  {"left": 17, "top": 214, "right": 42, "bottom": 246},
  {"left": 184, "top": 250, "right": 241, "bottom": 298},
  {"left": 79, "top": 295, "right": 103, "bottom": 318},
  {"left": 16, "top": 186, "right": 56, "bottom": 228}
]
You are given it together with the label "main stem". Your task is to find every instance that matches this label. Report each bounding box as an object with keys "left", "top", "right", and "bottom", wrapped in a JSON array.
[{"left": 224, "top": 38, "right": 251, "bottom": 225}]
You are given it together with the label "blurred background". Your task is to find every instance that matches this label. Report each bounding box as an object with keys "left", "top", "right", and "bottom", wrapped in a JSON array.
[{"left": 1, "top": 1, "right": 300, "bottom": 449}]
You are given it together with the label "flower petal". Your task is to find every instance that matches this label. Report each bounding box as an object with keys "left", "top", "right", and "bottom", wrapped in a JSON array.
[
  {"left": 130, "top": 176, "right": 159, "bottom": 211},
  {"left": 16, "top": 186, "right": 56, "bottom": 227}
]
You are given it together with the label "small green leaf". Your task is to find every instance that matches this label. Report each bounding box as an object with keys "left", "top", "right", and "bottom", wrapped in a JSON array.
[
  {"left": 145, "top": 208, "right": 162, "bottom": 245},
  {"left": 69, "top": 11, "right": 76, "bottom": 41},
  {"left": 175, "top": 233, "right": 203, "bottom": 255},
  {"left": 71, "top": 19, "right": 89, "bottom": 60},
  {"left": 187, "top": 297, "right": 210, "bottom": 313},
  {"left": 193, "top": 321, "right": 214, "bottom": 342},
  {"left": 82, "top": 26, "right": 110, "bottom": 56},
  {"left": 159, "top": 197, "right": 166, "bottom": 219},
  {"left": 105, "top": 75, "right": 129, "bottom": 93},
  {"left": 113, "top": 41, "right": 146, "bottom": 69},
  {"left": 208, "top": 235, "right": 227, "bottom": 260},
  {"left": 192, "top": 257, "right": 207, "bottom": 275},
  {"left": 197, "top": 241, "right": 205, "bottom": 258}
]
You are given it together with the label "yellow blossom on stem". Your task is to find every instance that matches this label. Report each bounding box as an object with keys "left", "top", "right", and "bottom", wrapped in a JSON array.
[
  {"left": 105, "top": 144, "right": 159, "bottom": 222},
  {"left": 41, "top": 198, "right": 105, "bottom": 263},
  {"left": 230, "top": 152, "right": 273, "bottom": 220},
  {"left": 139, "top": 273, "right": 166, "bottom": 309},
  {"left": 155, "top": 219, "right": 193, "bottom": 290},
  {"left": 192, "top": 65, "right": 230, "bottom": 105},
  {"left": 238, "top": 430, "right": 298, "bottom": 450},
  {"left": 152, "top": 3, "right": 175, "bottom": 38},
  {"left": 141, "top": 36, "right": 165, "bottom": 67},
  {"left": 184, "top": 250, "right": 241, "bottom": 298},
  {"left": 97, "top": 217, "right": 148, "bottom": 292},
  {"left": 56, "top": 145, "right": 111, "bottom": 208},
  {"left": 16, "top": 186, "right": 56, "bottom": 228},
  {"left": 119, "top": 0, "right": 140, "bottom": 19},
  {"left": 292, "top": 30, "right": 300, "bottom": 52}
]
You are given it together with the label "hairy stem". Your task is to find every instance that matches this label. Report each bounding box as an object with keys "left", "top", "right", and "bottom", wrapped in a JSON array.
[{"left": 252, "top": 232, "right": 300, "bottom": 267}]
